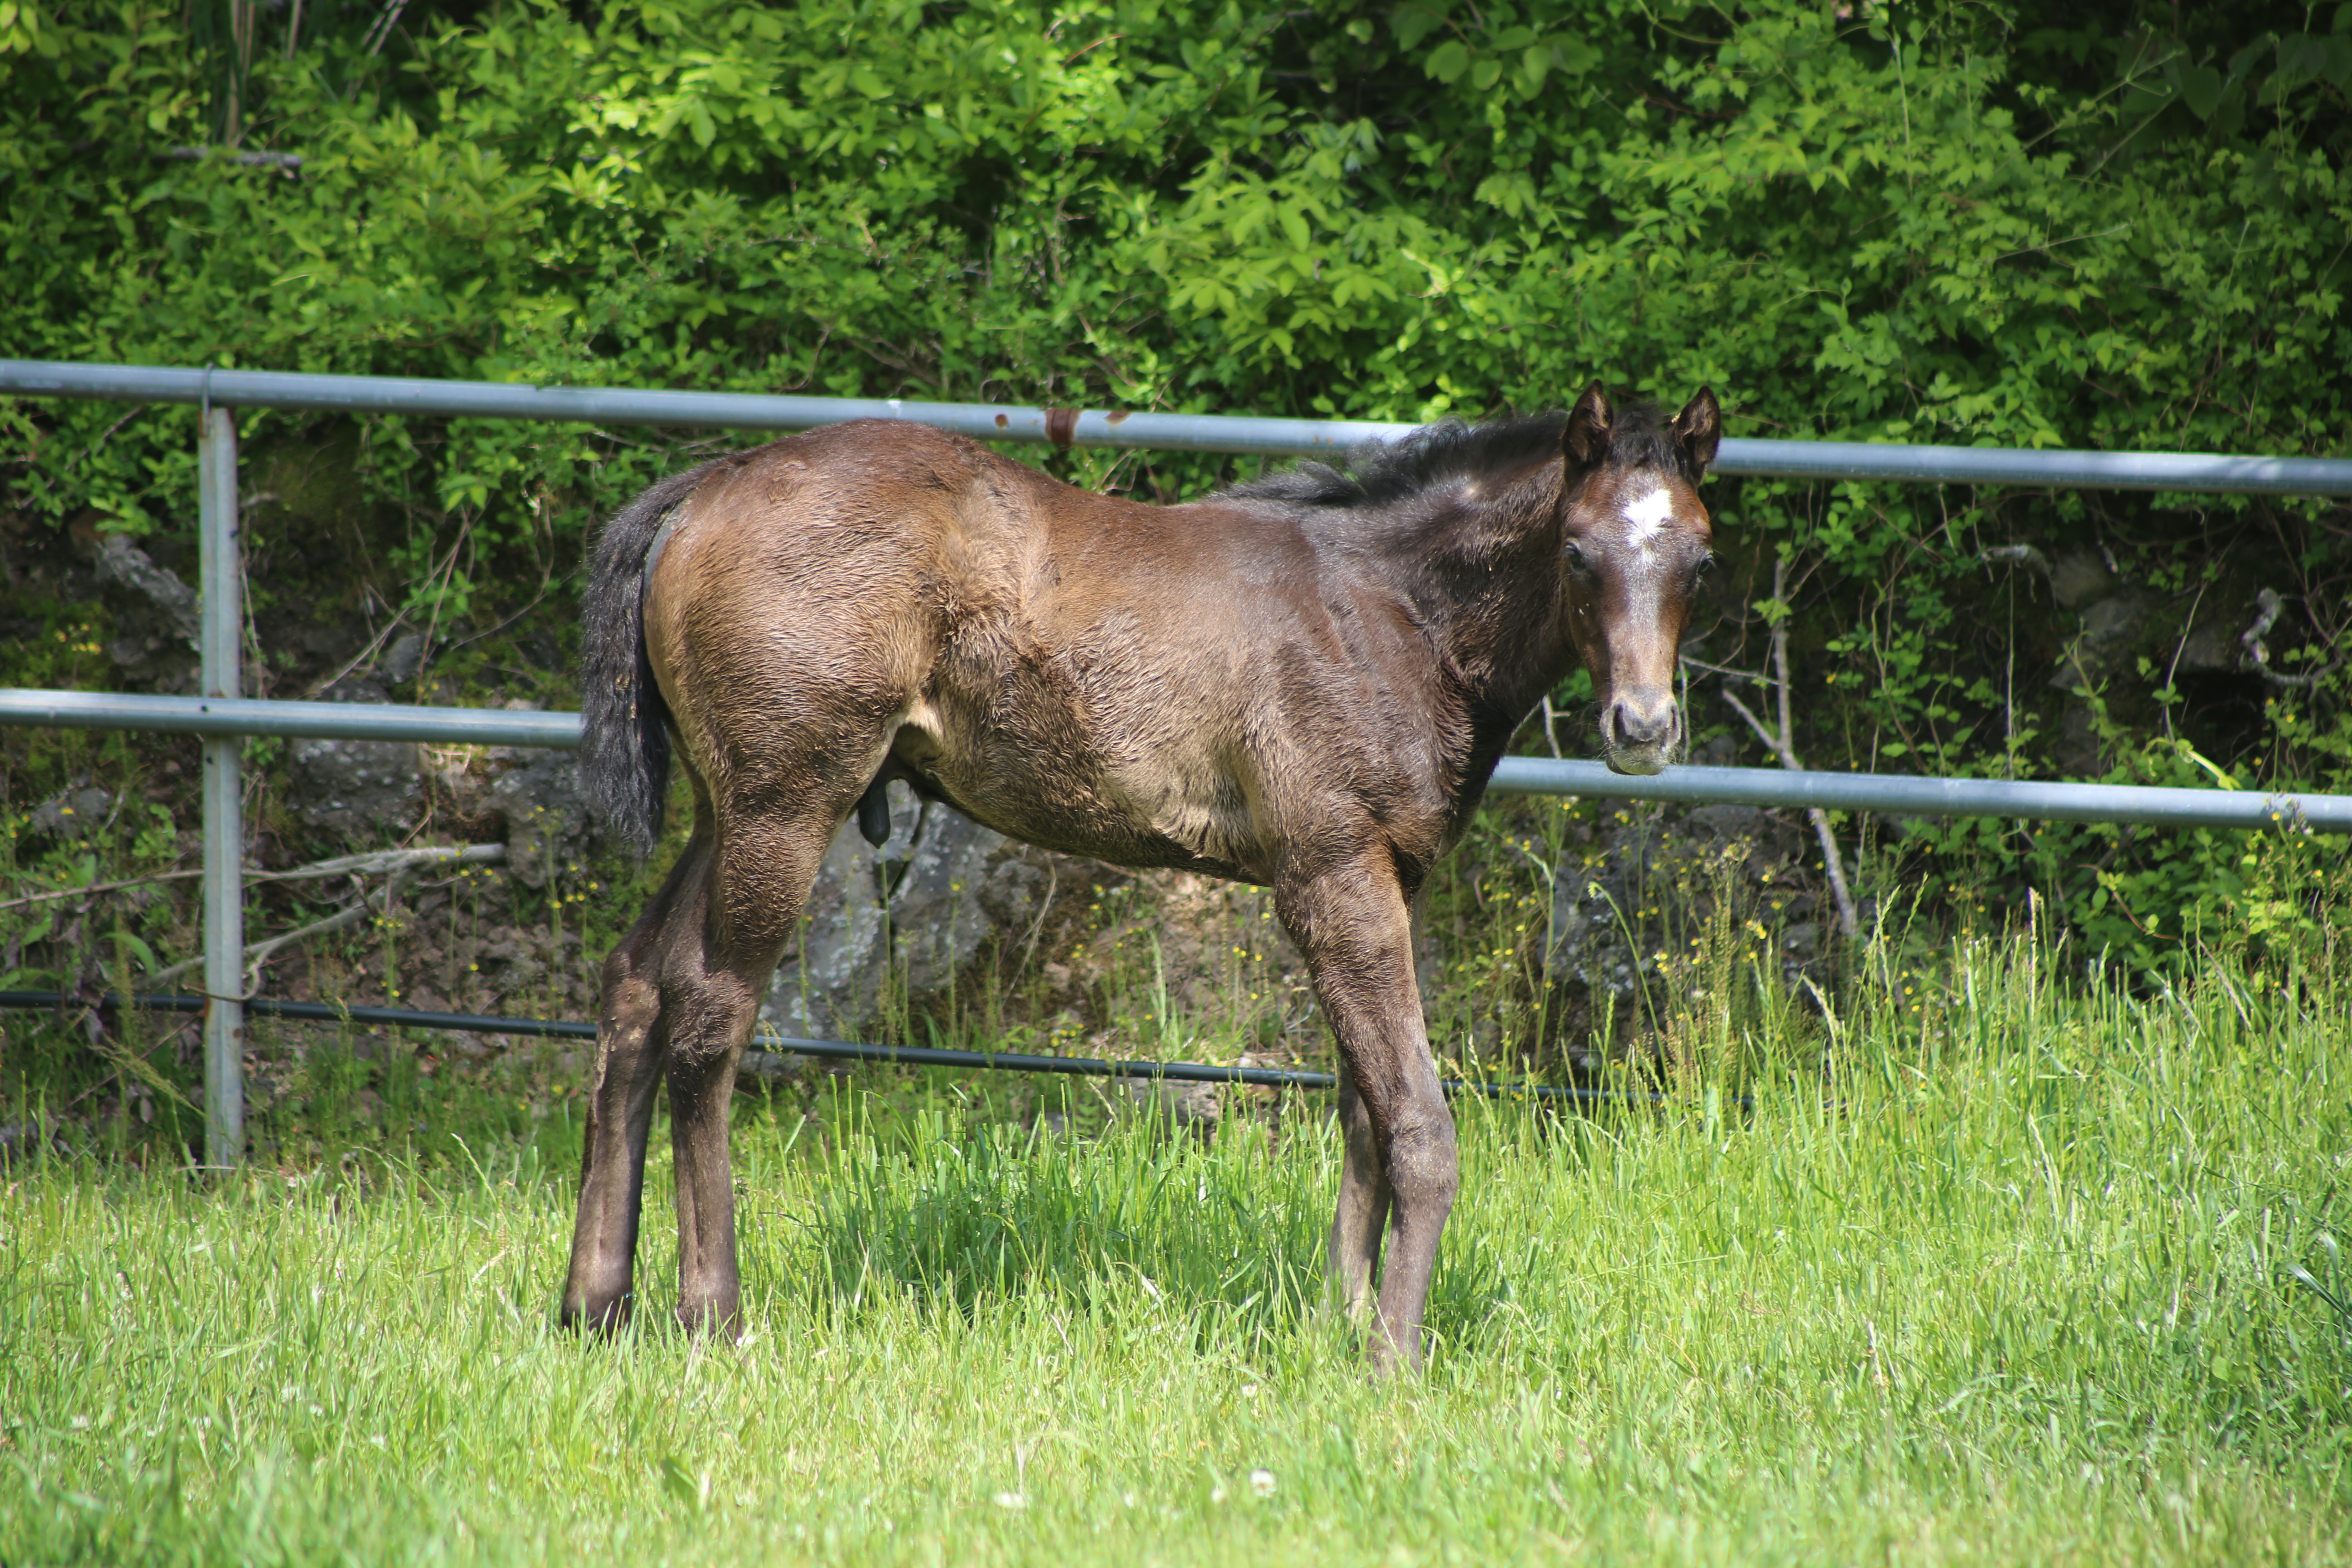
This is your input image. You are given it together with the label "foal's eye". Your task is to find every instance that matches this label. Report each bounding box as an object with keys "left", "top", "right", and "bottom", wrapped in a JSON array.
[
  {"left": 1690, "top": 552, "right": 1715, "bottom": 586},
  {"left": 1564, "top": 541, "right": 1594, "bottom": 577}
]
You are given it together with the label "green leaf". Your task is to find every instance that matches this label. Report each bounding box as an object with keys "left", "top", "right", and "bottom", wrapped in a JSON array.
[
  {"left": 2323, "top": 35, "right": 2352, "bottom": 93},
  {"left": 2276, "top": 31, "right": 2328, "bottom": 88},
  {"left": 2175, "top": 64, "right": 2223, "bottom": 120},
  {"left": 1392, "top": 2, "right": 1449, "bottom": 52},
  {"left": 1519, "top": 42, "right": 1551, "bottom": 95},
  {"left": 1425, "top": 40, "right": 1469, "bottom": 83},
  {"left": 2119, "top": 79, "right": 2175, "bottom": 119},
  {"left": 1551, "top": 37, "right": 1600, "bottom": 76}
]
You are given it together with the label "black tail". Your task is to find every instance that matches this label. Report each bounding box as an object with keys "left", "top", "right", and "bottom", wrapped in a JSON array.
[{"left": 579, "top": 463, "right": 714, "bottom": 855}]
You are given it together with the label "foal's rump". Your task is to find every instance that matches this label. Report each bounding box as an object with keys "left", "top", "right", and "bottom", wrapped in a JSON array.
[
  {"left": 579, "top": 423, "right": 965, "bottom": 851},
  {"left": 640, "top": 437, "right": 969, "bottom": 809}
]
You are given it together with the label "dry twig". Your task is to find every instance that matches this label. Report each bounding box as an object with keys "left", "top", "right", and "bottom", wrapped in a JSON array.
[
  {"left": 1717, "top": 559, "right": 1860, "bottom": 943},
  {"left": 143, "top": 844, "right": 506, "bottom": 988}
]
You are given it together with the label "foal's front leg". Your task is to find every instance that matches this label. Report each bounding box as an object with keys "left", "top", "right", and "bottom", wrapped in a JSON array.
[{"left": 1281, "top": 853, "right": 1459, "bottom": 1372}]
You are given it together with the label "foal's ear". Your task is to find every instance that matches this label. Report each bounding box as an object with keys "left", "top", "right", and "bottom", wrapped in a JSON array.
[
  {"left": 1670, "top": 387, "right": 1722, "bottom": 477},
  {"left": 1564, "top": 381, "right": 1613, "bottom": 468}
]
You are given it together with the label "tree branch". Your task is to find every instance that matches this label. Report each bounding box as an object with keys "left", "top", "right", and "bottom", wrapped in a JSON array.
[
  {"left": 2241, "top": 588, "right": 2339, "bottom": 690},
  {"left": 143, "top": 845, "right": 506, "bottom": 988},
  {"left": 0, "top": 842, "right": 505, "bottom": 915},
  {"left": 1718, "top": 559, "right": 1860, "bottom": 944}
]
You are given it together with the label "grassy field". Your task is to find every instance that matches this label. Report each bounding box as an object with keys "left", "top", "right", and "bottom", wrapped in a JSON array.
[{"left": 2, "top": 934, "right": 2348, "bottom": 1566}]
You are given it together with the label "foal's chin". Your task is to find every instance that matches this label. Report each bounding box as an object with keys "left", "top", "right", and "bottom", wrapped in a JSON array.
[{"left": 1601, "top": 742, "right": 1680, "bottom": 777}]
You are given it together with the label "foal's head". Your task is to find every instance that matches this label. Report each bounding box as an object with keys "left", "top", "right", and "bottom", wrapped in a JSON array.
[{"left": 1556, "top": 382, "right": 1720, "bottom": 775}]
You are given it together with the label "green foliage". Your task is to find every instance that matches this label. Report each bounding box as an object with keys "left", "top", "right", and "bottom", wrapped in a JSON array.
[{"left": 4, "top": 0, "right": 2349, "bottom": 960}]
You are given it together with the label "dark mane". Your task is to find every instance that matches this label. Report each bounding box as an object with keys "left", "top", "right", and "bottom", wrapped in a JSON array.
[{"left": 1226, "top": 402, "right": 1690, "bottom": 511}]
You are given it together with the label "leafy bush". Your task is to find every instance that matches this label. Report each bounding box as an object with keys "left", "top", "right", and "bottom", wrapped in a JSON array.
[{"left": 4, "top": 0, "right": 2348, "bottom": 965}]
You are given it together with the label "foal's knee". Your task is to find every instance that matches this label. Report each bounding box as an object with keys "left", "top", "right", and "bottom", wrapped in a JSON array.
[
  {"left": 1385, "top": 1106, "right": 1459, "bottom": 1209},
  {"left": 598, "top": 944, "right": 664, "bottom": 1031}
]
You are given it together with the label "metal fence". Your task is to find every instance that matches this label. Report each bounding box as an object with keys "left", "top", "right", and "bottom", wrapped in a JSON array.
[
  {"left": 7, "top": 689, "right": 2349, "bottom": 835},
  {"left": 16, "top": 359, "right": 2352, "bottom": 491},
  {"left": 5, "top": 357, "right": 2350, "bottom": 1165}
]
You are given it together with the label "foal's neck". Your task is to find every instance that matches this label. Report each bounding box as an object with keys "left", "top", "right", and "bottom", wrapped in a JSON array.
[{"left": 1378, "top": 461, "right": 1576, "bottom": 726}]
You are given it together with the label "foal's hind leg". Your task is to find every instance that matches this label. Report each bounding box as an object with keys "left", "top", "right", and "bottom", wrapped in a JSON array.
[
  {"left": 656, "top": 804, "right": 841, "bottom": 1334},
  {"left": 563, "top": 820, "right": 715, "bottom": 1332},
  {"left": 562, "top": 787, "right": 843, "bottom": 1335}
]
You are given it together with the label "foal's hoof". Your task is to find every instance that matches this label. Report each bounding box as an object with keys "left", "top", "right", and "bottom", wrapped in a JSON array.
[
  {"left": 558, "top": 1294, "right": 633, "bottom": 1336},
  {"left": 1365, "top": 1328, "right": 1423, "bottom": 1379},
  {"left": 674, "top": 1300, "right": 744, "bottom": 1342}
]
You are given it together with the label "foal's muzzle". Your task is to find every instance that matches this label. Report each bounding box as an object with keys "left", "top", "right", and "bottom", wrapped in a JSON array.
[{"left": 1600, "top": 694, "right": 1682, "bottom": 776}]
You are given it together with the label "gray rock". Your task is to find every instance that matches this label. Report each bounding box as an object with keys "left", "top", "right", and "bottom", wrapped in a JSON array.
[
  {"left": 316, "top": 674, "right": 391, "bottom": 704},
  {"left": 2173, "top": 621, "right": 2236, "bottom": 673},
  {"left": 490, "top": 753, "right": 587, "bottom": 889},
  {"left": 1123, "top": 1075, "right": 1223, "bottom": 1134},
  {"left": 94, "top": 535, "right": 199, "bottom": 640},
  {"left": 2054, "top": 703, "right": 2106, "bottom": 777},
  {"left": 381, "top": 630, "right": 430, "bottom": 685},
  {"left": 94, "top": 535, "right": 199, "bottom": 689},
  {"left": 0, "top": 1117, "right": 62, "bottom": 1164},
  {"left": 762, "top": 783, "right": 1058, "bottom": 1041},
  {"left": 29, "top": 786, "right": 113, "bottom": 841},
  {"left": 2051, "top": 590, "right": 2153, "bottom": 694},
  {"left": 287, "top": 677, "right": 422, "bottom": 836},
  {"left": 2048, "top": 581, "right": 2157, "bottom": 773},
  {"left": 2048, "top": 550, "right": 2114, "bottom": 610},
  {"left": 288, "top": 739, "right": 425, "bottom": 836}
]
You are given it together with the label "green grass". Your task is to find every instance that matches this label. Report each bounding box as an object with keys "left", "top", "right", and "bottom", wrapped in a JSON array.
[{"left": 2, "top": 938, "right": 2348, "bottom": 1566}]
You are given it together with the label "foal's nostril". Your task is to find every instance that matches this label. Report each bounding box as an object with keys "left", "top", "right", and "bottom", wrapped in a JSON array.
[{"left": 1611, "top": 699, "right": 1675, "bottom": 749}]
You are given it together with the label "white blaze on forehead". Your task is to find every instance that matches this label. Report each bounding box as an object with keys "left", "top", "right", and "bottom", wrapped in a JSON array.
[{"left": 1623, "top": 486, "right": 1675, "bottom": 550}]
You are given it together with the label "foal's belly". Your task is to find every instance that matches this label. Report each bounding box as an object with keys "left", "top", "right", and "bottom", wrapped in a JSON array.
[{"left": 887, "top": 694, "right": 1269, "bottom": 883}]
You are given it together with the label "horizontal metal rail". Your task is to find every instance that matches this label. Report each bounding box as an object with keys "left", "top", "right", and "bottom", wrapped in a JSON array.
[
  {"left": 0, "top": 688, "right": 586, "bottom": 748},
  {"left": 1483, "top": 757, "right": 2352, "bottom": 833},
  {"left": 7, "top": 687, "right": 2346, "bottom": 832},
  {"left": 7, "top": 359, "right": 2350, "bottom": 494},
  {"left": 0, "top": 992, "right": 1670, "bottom": 1107}
]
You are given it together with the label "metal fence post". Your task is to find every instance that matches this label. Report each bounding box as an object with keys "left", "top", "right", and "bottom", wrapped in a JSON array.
[{"left": 198, "top": 405, "right": 243, "bottom": 1167}]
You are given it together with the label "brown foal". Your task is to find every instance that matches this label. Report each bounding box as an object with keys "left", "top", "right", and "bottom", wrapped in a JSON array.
[{"left": 561, "top": 381, "right": 1719, "bottom": 1370}]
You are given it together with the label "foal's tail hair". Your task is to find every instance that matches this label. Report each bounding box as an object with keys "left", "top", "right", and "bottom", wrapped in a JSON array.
[{"left": 580, "top": 463, "right": 713, "bottom": 856}]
